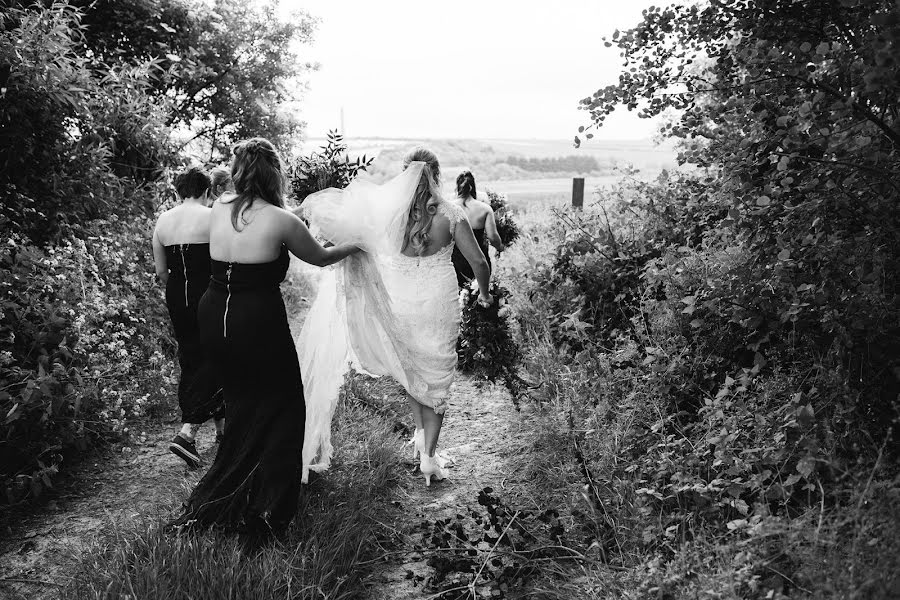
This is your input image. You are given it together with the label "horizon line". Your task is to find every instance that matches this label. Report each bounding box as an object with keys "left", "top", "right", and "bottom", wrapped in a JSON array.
[{"left": 300, "top": 134, "right": 667, "bottom": 144}]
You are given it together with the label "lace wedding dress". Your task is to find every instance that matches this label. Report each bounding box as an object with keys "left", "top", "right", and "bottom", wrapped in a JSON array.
[{"left": 296, "top": 164, "right": 466, "bottom": 482}]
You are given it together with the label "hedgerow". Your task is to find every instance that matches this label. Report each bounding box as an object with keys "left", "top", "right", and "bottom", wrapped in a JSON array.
[
  {"left": 502, "top": 1, "right": 899, "bottom": 595},
  {"left": 1, "top": 0, "right": 315, "bottom": 507}
]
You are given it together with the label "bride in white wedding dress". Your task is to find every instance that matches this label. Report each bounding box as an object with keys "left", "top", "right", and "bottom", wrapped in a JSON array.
[{"left": 296, "top": 147, "right": 492, "bottom": 485}]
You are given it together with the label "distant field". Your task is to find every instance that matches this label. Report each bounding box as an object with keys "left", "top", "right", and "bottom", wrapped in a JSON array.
[
  {"left": 300, "top": 136, "right": 676, "bottom": 172},
  {"left": 298, "top": 136, "right": 675, "bottom": 210},
  {"left": 477, "top": 175, "right": 623, "bottom": 211}
]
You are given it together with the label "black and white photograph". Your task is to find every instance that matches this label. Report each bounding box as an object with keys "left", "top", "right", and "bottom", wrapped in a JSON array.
[{"left": 1, "top": 0, "right": 898, "bottom": 598}]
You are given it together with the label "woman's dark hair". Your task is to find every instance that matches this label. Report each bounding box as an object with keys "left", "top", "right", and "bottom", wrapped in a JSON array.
[
  {"left": 456, "top": 170, "right": 477, "bottom": 203},
  {"left": 174, "top": 167, "right": 211, "bottom": 200},
  {"left": 226, "top": 137, "right": 286, "bottom": 230}
]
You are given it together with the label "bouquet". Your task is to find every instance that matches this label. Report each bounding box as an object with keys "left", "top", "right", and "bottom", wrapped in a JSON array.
[
  {"left": 484, "top": 189, "right": 520, "bottom": 248},
  {"left": 457, "top": 281, "right": 527, "bottom": 407}
]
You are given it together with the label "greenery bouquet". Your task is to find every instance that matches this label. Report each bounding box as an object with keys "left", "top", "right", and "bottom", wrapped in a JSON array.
[
  {"left": 457, "top": 282, "right": 528, "bottom": 406},
  {"left": 484, "top": 188, "right": 520, "bottom": 247}
]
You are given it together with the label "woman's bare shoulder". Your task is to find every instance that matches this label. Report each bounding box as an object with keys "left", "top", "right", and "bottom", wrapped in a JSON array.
[
  {"left": 437, "top": 199, "right": 467, "bottom": 223},
  {"left": 471, "top": 199, "right": 494, "bottom": 214}
]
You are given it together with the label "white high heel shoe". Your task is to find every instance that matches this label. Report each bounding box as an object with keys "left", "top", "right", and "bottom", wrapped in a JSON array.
[
  {"left": 420, "top": 452, "right": 448, "bottom": 487},
  {"left": 411, "top": 429, "right": 453, "bottom": 469}
]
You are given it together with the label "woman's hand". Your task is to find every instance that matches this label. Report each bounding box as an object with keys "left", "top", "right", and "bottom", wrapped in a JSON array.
[{"left": 477, "top": 291, "right": 494, "bottom": 307}]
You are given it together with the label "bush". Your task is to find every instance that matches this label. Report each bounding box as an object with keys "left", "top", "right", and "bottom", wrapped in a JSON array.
[
  {"left": 1, "top": 210, "right": 176, "bottom": 505},
  {"left": 504, "top": 158, "right": 900, "bottom": 594},
  {"left": 0, "top": 3, "right": 176, "bottom": 244},
  {"left": 289, "top": 130, "right": 374, "bottom": 203}
]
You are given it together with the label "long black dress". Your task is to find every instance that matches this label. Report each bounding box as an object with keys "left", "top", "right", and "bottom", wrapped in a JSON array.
[
  {"left": 174, "top": 247, "right": 304, "bottom": 536},
  {"left": 451, "top": 227, "right": 491, "bottom": 288},
  {"left": 164, "top": 244, "right": 223, "bottom": 424}
]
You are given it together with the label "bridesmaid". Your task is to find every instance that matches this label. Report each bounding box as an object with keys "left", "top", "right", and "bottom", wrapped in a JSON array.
[
  {"left": 152, "top": 167, "right": 224, "bottom": 469},
  {"left": 450, "top": 171, "right": 505, "bottom": 288},
  {"left": 209, "top": 166, "right": 233, "bottom": 201},
  {"left": 172, "top": 138, "right": 358, "bottom": 541}
]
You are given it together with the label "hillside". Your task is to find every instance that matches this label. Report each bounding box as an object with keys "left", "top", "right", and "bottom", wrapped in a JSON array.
[{"left": 297, "top": 136, "right": 678, "bottom": 208}]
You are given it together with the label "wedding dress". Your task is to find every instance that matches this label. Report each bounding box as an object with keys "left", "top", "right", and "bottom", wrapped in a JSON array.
[{"left": 296, "top": 163, "right": 467, "bottom": 483}]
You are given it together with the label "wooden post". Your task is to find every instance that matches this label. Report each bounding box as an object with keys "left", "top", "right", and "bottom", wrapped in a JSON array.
[{"left": 572, "top": 177, "right": 585, "bottom": 208}]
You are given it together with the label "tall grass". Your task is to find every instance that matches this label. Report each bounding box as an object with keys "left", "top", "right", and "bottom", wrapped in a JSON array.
[
  {"left": 62, "top": 388, "right": 404, "bottom": 600},
  {"left": 494, "top": 202, "right": 900, "bottom": 599}
]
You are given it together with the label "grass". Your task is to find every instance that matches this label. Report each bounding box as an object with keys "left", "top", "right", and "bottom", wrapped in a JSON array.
[
  {"left": 494, "top": 314, "right": 900, "bottom": 599},
  {"left": 62, "top": 380, "right": 408, "bottom": 600},
  {"left": 476, "top": 200, "right": 900, "bottom": 599}
]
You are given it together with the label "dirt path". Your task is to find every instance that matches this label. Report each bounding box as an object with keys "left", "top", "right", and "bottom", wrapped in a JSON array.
[
  {"left": 0, "top": 259, "right": 521, "bottom": 600},
  {"left": 366, "top": 378, "right": 521, "bottom": 599},
  {"left": 0, "top": 258, "right": 317, "bottom": 600},
  {"left": 0, "top": 422, "right": 216, "bottom": 599}
]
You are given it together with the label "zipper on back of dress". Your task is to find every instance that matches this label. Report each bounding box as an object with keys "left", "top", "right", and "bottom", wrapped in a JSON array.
[
  {"left": 180, "top": 244, "right": 189, "bottom": 307},
  {"left": 223, "top": 262, "right": 233, "bottom": 338}
]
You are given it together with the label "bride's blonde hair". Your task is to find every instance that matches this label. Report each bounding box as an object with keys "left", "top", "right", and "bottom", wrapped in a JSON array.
[{"left": 402, "top": 147, "right": 442, "bottom": 256}]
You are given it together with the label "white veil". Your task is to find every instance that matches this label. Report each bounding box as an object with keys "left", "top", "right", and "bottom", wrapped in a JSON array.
[{"left": 297, "top": 162, "right": 428, "bottom": 482}]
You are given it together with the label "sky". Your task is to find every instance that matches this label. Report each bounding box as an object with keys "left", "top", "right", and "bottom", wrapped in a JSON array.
[{"left": 282, "top": 0, "right": 662, "bottom": 141}]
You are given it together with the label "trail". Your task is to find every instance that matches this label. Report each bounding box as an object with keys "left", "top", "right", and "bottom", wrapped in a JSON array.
[
  {"left": 0, "top": 421, "right": 215, "bottom": 599},
  {"left": 365, "top": 378, "right": 522, "bottom": 599},
  {"left": 0, "top": 257, "right": 522, "bottom": 600},
  {"left": 0, "top": 258, "right": 315, "bottom": 600}
]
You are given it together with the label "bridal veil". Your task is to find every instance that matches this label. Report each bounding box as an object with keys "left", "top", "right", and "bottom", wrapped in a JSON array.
[{"left": 297, "top": 163, "right": 430, "bottom": 482}]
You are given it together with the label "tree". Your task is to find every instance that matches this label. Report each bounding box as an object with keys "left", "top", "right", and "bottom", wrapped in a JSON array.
[
  {"left": 76, "top": 0, "right": 317, "bottom": 159},
  {"left": 578, "top": 0, "right": 900, "bottom": 441},
  {"left": 0, "top": 2, "right": 176, "bottom": 240}
]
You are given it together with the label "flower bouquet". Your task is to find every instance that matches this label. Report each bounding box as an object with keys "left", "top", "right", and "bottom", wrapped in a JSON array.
[
  {"left": 484, "top": 189, "right": 520, "bottom": 248},
  {"left": 457, "top": 281, "right": 528, "bottom": 407}
]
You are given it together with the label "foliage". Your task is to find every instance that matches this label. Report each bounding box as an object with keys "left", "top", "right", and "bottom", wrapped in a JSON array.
[
  {"left": 289, "top": 130, "right": 375, "bottom": 203},
  {"left": 74, "top": 0, "right": 316, "bottom": 160},
  {"left": 457, "top": 283, "right": 527, "bottom": 405},
  {"left": 413, "top": 487, "right": 574, "bottom": 599},
  {"left": 484, "top": 188, "right": 521, "bottom": 247},
  {"left": 576, "top": 0, "right": 900, "bottom": 445},
  {"left": 0, "top": 0, "right": 314, "bottom": 508},
  {"left": 0, "top": 2, "right": 176, "bottom": 243},
  {"left": 1, "top": 213, "right": 175, "bottom": 506},
  {"left": 491, "top": 2, "right": 900, "bottom": 593},
  {"left": 475, "top": 3, "right": 900, "bottom": 594}
]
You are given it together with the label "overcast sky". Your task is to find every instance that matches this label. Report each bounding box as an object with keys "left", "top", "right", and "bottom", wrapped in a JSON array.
[{"left": 283, "top": 0, "right": 661, "bottom": 140}]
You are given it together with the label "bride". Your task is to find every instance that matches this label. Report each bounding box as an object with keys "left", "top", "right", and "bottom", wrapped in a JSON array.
[{"left": 296, "top": 147, "right": 492, "bottom": 485}]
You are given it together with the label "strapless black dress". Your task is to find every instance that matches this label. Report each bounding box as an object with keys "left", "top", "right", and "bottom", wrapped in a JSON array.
[
  {"left": 451, "top": 227, "right": 491, "bottom": 288},
  {"left": 164, "top": 244, "right": 223, "bottom": 424},
  {"left": 173, "top": 248, "right": 304, "bottom": 537}
]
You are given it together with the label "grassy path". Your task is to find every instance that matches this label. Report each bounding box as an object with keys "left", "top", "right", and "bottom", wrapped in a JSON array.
[
  {"left": 0, "top": 258, "right": 525, "bottom": 599},
  {"left": 364, "top": 378, "right": 518, "bottom": 599},
  {"left": 0, "top": 417, "right": 214, "bottom": 599},
  {"left": 0, "top": 258, "right": 316, "bottom": 599}
]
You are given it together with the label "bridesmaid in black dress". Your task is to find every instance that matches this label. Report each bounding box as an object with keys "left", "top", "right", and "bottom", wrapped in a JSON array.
[
  {"left": 450, "top": 171, "right": 505, "bottom": 288},
  {"left": 152, "top": 167, "right": 225, "bottom": 469},
  {"left": 172, "top": 138, "right": 358, "bottom": 540}
]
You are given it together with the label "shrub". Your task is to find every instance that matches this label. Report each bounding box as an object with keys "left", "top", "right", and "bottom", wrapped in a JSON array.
[
  {"left": 289, "top": 130, "right": 374, "bottom": 203},
  {"left": 1, "top": 210, "right": 176, "bottom": 505},
  {"left": 0, "top": 3, "right": 177, "bottom": 244}
]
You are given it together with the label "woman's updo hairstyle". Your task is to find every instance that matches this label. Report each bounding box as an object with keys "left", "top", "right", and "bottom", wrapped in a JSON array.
[
  {"left": 209, "top": 166, "right": 233, "bottom": 200},
  {"left": 402, "top": 147, "right": 442, "bottom": 256},
  {"left": 226, "top": 137, "right": 286, "bottom": 230},
  {"left": 456, "top": 170, "right": 476, "bottom": 203}
]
